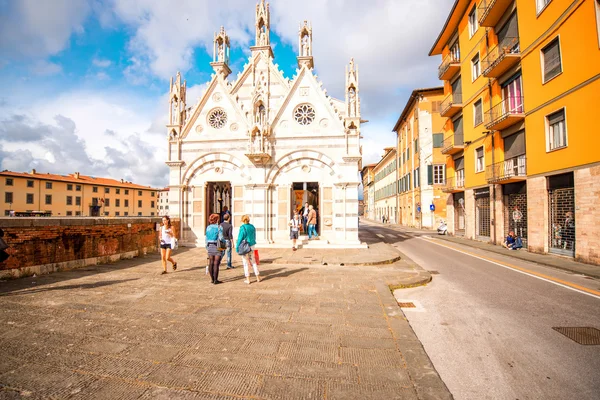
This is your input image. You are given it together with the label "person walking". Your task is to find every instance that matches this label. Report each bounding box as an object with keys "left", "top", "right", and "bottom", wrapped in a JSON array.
[
  {"left": 220, "top": 213, "right": 234, "bottom": 269},
  {"left": 220, "top": 205, "right": 231, "bottom": 223},
  {"left": 307, "top": 204, "right": 319, "bottom": 240},
  {"left": 205, "top": 213, "right": 224, "bottom": 284},
  {"left": 159, "top": 216, "right": 177, "bottom": 274},
  {"left": 237, "top": 214, "right": 260, "bottom": 284},
  {"left": 289, "top": 211, "right": 301, "bottom": 251},
  {"left": 302, "top": 202, "right": 309, "bottom": 234}
]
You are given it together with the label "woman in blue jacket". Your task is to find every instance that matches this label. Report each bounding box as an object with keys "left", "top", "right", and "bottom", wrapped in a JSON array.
[
  {"left": 236, "top": 214, "right": 260, "bottom": 284},
  {"left": 205, "top": 213, "right": 224, "bottom": 284}
]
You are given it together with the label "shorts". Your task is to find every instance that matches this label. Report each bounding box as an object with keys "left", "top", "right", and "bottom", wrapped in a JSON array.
[
  {"left": 290, "top": 231, "right": 299, "bottom": 240},
  {"left": 160, "top": 242, "right": 171, "bottom": 249}
]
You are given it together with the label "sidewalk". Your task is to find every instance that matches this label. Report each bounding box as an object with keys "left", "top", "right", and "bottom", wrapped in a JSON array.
[
  {"left": 0, "top": 244, "right": 451, "bottom": 399},
  {"left": 364, "top": 218, "right": 600, "bottom": 279}
]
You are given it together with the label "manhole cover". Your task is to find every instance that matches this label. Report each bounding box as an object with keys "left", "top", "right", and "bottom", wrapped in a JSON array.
[
  {"left": 552, "top": 327, "right": 600, "bottom": 345},
  {"left": 397, "top": 302, "right": 416, "bottom": 308},
  {"left": 428, "top": 271, "right": 440, "bottom": 275}
]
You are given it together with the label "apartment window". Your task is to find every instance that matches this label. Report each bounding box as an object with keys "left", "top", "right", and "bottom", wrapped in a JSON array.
[
  {"left": 166, "top": 205, "right": 169, "bottom": 210},
  {"left": 125, "top": 190, "right": 129, "bottom": 195},
  {"left": 151, "top": 212, "right": 155, "bottom": 216},
  {"left": 66, "top": 196, "right": 73, "bottom": 205},
  {"left": 104, "top": 212, "right": 109, "bottom": 216},
  {"left": 125, "top": 200, "right": 129, "bottom": 207},
  {"left": 46, "top": 182, "right": 52, "bottom": 189},
  {"left": 433, "top": 165, "right": 445, "bottom": 185},
  {"left": 76, "top": 197, "right": 81, "bottom": 206},
  {"left": 471, "top": 53, "right": 480, "bottom": 81},
  {"left": 151, "top": 191, "right": 155, "bottom": 196},
  {"left": 76, "top": 185, "right": 81, "bottom": 191},
  {"left": 105, "top": 198, "right": 110, "bottom": 207},
  {"left": 474, "top": 99, "right": 483, "bottom": 126},
  {"left": 406, "top": 148, "right": 410, "bottom": 161},
  {"left": 546, "top": 108, "right": 567, "bottom": 151},
  {"left": 116, "top": 188, "right": 120, "bottom": 194},
  {"left": 138, "top": 200, "right": 142, "bottom": 207},
  {"left": 414, "top": 167, "right": 420, "bottom": 188},
  {"left": 93, "top": 186, "right": 98, "bottom": 193},
  {"left": 468, "top": 6, "right": 478, "bottom": 37},
  {"left": 502, "top": 74, "right": 524, "bottom": 113},
  {"left": 138, "top": 212, "right": 142, "bottom": 216},
  {"left": 138, "top": 190, "right": 142, "bottom": 196},
  {"left": 476, "top": 147, "right": 485, "bottom": 172},
  {"left": 67, "top": 184, "right": 73, "bottom": 191},
  {"left": 45, "top": 195, "right": 52, "bottom": 205},
  {"left": 414, "top": 139, "right": 419, "bottom": 154},
  {"left": 151, "top": 201, "right": 155, "bottom": 208},
  {"left": 26, "top": 193, "right": 34, "bottom": 204},
  {"left": 104, "top": 187, "right": 110, "bottom": 194},
  {"left": 66, "top": 211, "right": 72, "bottom": 216},
  {"left": 5, "top": 192, "right": 13, "bottom": 203},
  {"left": 542, "top": 38, "right": 562, "bottom": 83},
  {"left": 5, "top": 178, "right": 13, "bottom": 186},
  {"left": 536, "top": 0, "right": 552, "bottom": 14},
  {"left": 27, "top": 180, "right": 34, "bottom": 188},
  {"left": 432, "top": 101, "right": 441, "bottom": 113},
  {"left": 115, "top": 212, "right": 120, "bottom": 216},
  {"left": 596, "top": 0, "right": 600, "bottom": 46},
  {"left": 433, "top": 133, "right": 444, "bottom": 148},
  {"left": 124, "top": 212, "right": 129, "bottom": 216},
  {"left": 116, "top": 199, "right": 120, "bottom": 207},
  {"left": 76, "top": 211, "right": 81, "bottom": 216}
]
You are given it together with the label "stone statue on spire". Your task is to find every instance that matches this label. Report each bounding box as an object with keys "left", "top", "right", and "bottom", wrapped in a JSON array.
[
  {"left": 211, "top": 26, "right": 231, "bottom": 78},
  {"left": 297, "top": 20, "right": 314, "bottom": 69}
]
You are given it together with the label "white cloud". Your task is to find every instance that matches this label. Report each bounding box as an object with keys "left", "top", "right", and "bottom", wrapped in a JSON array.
[
  {"left": 0, "top": 0, "right": 91, "bottom": 58},
  {"left": 92, "top": 58, "right": 112, "bottom": 68},
  {"left": 29, "top": 60, "right": 63, "bottom": 76}
]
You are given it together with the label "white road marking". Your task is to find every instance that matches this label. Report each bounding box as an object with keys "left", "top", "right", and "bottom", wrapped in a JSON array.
[{"left": 419, "top": 237, "right": 600, "bottom": 300}]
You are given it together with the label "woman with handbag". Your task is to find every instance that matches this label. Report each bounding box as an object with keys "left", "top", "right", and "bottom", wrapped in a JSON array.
[
  {"left": 236, "top": 214, "right": 260, "bottom": 284},
  {"left": 205, "top": 213, "right": 225, "bottom": 284},
  {"left": 159, "top": 216, "right": 177, "bottom": 275}
]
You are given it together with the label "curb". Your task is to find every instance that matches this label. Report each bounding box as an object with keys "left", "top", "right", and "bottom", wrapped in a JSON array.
[
  {"left": 260, "top": 254, "right": 403, "bottom": 267},
  {"left": 389, "top": 274, "right": 432, "bottom": 291}
]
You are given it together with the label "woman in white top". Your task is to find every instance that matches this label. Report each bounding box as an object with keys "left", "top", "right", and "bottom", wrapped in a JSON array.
[
  {"left": 289, "top": 211, "right": 301, "bottom": 251},
  {"left": 159, "top": 216, "right": 177, "bottom": 274}
]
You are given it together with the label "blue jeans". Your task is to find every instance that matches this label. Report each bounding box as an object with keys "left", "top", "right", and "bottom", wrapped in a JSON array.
[
  {"left": 225, "top": 240, "right": 232, "bottom": 267},
  {"left": 308, "top": 224, "right": 318, "bottom": 239},
  {"left": 302, "top": 216, "right": 308, "bottom": 234}
]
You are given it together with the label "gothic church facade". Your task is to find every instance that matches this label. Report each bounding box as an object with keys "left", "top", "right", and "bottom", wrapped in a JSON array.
[{"left": 166, "top": 1, "right": 363, "bottom": 247}]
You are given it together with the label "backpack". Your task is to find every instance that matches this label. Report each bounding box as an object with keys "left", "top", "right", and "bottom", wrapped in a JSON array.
[{"left": 217, "top": 225, "right": 227, "bottom": 251}]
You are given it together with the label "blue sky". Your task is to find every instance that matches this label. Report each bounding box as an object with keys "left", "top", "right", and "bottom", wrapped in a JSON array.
[{"left": 0, "top": 0, "right": 451, "bottom": 187}]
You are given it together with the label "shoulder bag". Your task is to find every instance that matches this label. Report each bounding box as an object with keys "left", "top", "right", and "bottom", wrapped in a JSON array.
[{"left": 217, "top": 225, "right": 227, "bottom": 251}]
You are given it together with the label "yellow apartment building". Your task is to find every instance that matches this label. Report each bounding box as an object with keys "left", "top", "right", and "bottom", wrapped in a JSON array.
[
  {"left": 373, "top": 148, "right": 397, "bottom": 223},
  {"left": 1, "top": 169, "right": 160, "bottom": 217},
  {"left": 392, "top": 87, "right": 447, "bottom": 229},
  {"left": 430, "top": 0, "right": 600, "bottom": 264},
  {"left": 361, "top": 164, "right": 377, "bottom": 220}
]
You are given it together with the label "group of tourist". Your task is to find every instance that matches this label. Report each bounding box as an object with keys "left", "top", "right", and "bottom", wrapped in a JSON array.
[{"left": 159, "top": 203, "right": 319, "bottom": 281}]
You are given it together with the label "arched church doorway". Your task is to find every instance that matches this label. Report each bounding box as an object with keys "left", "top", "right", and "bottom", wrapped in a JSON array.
[
  {"left": 292, "top": 182, "right": 320, "bottom": 235},
  {"left": 206, "top": 182, "right": 232, "bottom": 224}
]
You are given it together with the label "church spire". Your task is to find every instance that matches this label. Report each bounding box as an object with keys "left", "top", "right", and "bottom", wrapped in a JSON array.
[
  {"left": 210, "top": 26, "right": 232, "bottom": 78},
  {"left": 297, "top": 20, "right": 314, "bottom": 69},
  {"left": 167, "top": 71, "right": 187, "bottom": 140},
  {"left": 251, "top": 0, "right": 274, "bottom": 58}
]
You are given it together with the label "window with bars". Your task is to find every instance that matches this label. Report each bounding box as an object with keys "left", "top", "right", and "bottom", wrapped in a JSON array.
[
  {"left": 542, "top": 38, "right": 562, "bottom": 83},
  {"left": 471, "top": 53, "right": 480, "bottom": 81},
  {"left": 546, "top": 108, "right": 567, "bottom": 151},
  {"left": 476, "top": 147, "right": 485, "bottom": 172},
  {"left": 474, "top": 99, "right": 483, "bottom": 126}
]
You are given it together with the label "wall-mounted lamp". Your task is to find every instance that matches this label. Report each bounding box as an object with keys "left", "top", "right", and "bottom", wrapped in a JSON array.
[{"left": 464, "top": 140, "right": 472, "bottom": 145}]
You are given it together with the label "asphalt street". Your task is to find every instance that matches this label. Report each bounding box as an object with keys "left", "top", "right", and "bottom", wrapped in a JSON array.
[{"left": 360, "top": 221, "right": 600, "bottom": 400}]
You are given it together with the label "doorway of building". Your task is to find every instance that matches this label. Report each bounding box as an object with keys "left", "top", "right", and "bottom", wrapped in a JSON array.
[
  {"left": 292, "top": 182, "right": 319, "bottom": 235},
  {"left": 206, "top": 182, "right": 232, "bottom": 225},
  {"left": 548, "top": 173, "right": 575, "bottom": 257}
]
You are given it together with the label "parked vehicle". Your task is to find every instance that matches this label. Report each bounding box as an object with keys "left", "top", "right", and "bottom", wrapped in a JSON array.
[{"left": 437, "top": 220, "right": 448, "bottom": 235}]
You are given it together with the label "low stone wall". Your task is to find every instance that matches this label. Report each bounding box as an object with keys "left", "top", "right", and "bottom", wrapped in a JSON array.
[{"left": 0, "top": 217, "right": 180, "bottom": 279}]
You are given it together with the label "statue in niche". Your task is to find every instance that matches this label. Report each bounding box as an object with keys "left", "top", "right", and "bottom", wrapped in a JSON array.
[
  {"left": 217, "top": 42, "right": 224, "bottom": 62},
  {"left": 253, "top": 135, "right": 261, "bottom": 153},
  {"left": 348, "top": 87, "right": 356, "bottom": 117},
  {"left": 259, "top": 26, "right": 267, "bottom": 45},
  {"left": 301, "top": 35, "right": 309, "bottom": 56},
  {"left": 256, "top": 104, "right": 266, "bottom": 127},
  {"left": 171, "top": 101, "right": 179, "bottom": 124}
]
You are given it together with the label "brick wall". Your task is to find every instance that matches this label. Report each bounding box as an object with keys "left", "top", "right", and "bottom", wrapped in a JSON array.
[
  {"left": 574, "top": 166, "right": 600, "bottom": 265},
  {"left": 0, "top": 218, "right": 179, "bottom": 278},
  {"left": 526, "top": 176, "right": 548, "bottom": 254}
]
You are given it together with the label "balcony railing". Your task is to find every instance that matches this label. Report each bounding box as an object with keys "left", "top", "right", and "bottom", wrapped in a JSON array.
[
  {"left": 441, "top": 133, "right": 465, "bottom": 155},
  {"left": 478, "top": 0, "right": 514, "bottom": 27},
  {"left": 484, "top": 96, "right": 524, "bottom": 131},
  {"left": 442, "top": 174, "right": 465, "bottom": 193},
  {"left": 438, "top": 52, "right": 461, "bottom": 80},
  {"left": 482, "top": 36, "right": 520, "bottom": 78},
  {"left": 440, "top": 92, "right": 463, "bottom": 117},
  {"left": 486, "top": 155, "right": 526, "bottom": 183}
]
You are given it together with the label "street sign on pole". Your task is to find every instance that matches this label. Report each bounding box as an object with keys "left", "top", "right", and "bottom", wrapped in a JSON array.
[
  {"left": 512, "top": 209, "right": 523, "bottom": 222},
  {"left": 430, "top": 204, "right": 435, "bottom": 212}
]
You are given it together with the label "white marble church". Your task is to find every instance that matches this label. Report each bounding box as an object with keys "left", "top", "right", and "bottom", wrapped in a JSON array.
[{"left": 166, "top": 0, "right": 364, "bottom": 248}]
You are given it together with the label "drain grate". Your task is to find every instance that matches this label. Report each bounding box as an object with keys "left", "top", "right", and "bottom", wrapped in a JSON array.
[
  {"left": 397, "top": 302, "right": 416, "bottom": 308},
  {"left": 428, "top": 271, "right": 440, "bottom": 275},
  {"left": 552, "top": 327, "right": 600, "bottom": 345}
]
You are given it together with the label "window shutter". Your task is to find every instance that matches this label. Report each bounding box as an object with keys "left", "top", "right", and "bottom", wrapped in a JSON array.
[
  {"left": 544, "top": 39, "right": 561, "bottom": 81},
  {"left": 427, "top": 165, "right": 433, "bottom": 185},
  {"left": 504, "top": 130, "right": 526, "bottom": 158},
  {"left": 433, "top": 133, "right": 444, "bottom": 148}
]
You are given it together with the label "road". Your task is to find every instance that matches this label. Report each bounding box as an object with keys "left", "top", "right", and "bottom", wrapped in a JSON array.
[{"left": 359, "top": 220, "right": 600, "bottom": 400}]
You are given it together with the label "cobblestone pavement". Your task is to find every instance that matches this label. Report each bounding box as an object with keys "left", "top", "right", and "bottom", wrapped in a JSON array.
[{"left": 0, "top": 245, "right": 450, "bottom": 399}]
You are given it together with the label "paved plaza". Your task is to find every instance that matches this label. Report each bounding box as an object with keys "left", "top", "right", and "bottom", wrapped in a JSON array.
[{"left": 0, "top": 241, "right": 451, "bottom": 399}]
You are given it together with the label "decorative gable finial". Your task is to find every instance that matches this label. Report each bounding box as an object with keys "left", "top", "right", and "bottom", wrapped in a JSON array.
[
  {"left": 211, "top": 26, "right": 232, "bottom": 78},
  {"left": 252, "top": 0, "right": 274, "bottom": 58},
  {"left": 345, "top": 58, "right": 361, "bottom": 135},
  {"left": 167, "top": 71, "right": 187, "bottom": 139},
  {"left": 297, "top": 20, "right": 314, "bottom": 69}
]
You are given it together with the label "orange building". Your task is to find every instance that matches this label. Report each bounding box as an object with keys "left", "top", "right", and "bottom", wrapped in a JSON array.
[
  {"left": 430, "top": 0, "right": 600, "bottom": 264},
  {"left": 1, "top": 169, "right": 160, "bottom": 217},
  {"left": 361, "top": 163, "right": 377, "bottom": 220},
  {"left": 392, "top": 87, "right": 447, "bottom": 229}
]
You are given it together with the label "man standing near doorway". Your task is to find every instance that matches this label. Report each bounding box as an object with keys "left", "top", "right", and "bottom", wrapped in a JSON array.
[
  {"left": 220, "top": 206, "right": 231, "bottom": 223},
  {"left": 307, "top": 205, "right": 319, "bottom": 240},
  {"left": 302, "top": 202, "right": 309, "bottom": 234},
  {"left": 220, "top": 213, "right": 234, "bottom": 269}
]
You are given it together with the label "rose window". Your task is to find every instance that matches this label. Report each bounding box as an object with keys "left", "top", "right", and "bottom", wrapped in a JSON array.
[
  {"left": 294, "top": 104, "right": 315, "bottom": 126},
  {"left": 208, "top": 108, "right": 227, "bottom": 129}
]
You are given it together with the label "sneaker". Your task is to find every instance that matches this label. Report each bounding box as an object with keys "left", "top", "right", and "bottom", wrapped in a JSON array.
[{"left": 292, "top": 247, "right": 297, "bottom": 251}]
